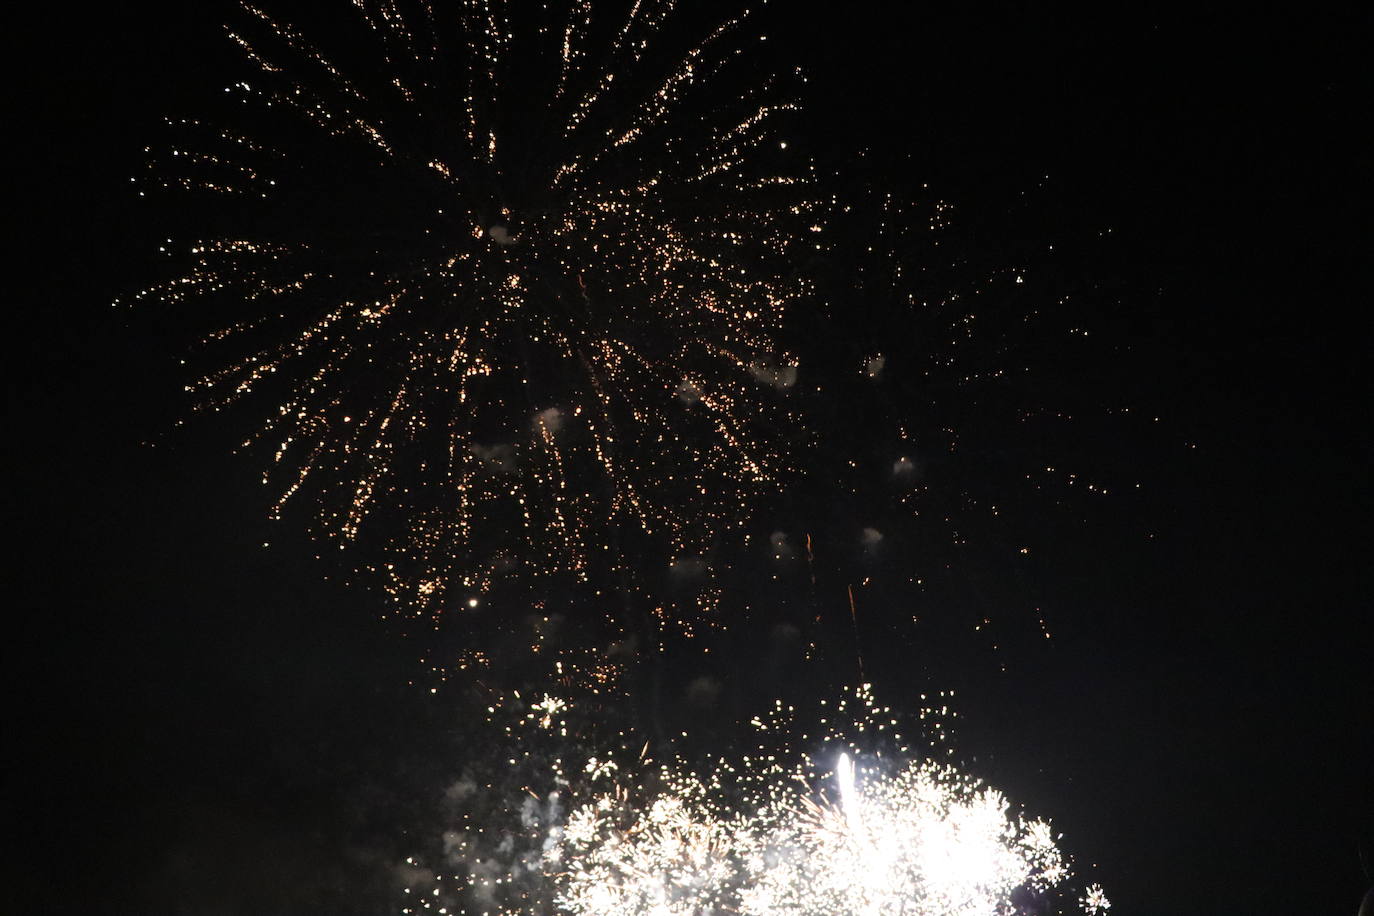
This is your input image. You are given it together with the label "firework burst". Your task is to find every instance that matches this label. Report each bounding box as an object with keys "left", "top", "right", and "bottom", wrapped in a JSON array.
[
  {"left": 401, "top": 685, "right": 1108, "bottom": 915},
  {"left": 126, "top": 0, "right": 820, "bottom": 622},
  {"left": 552, "top": 754, "right": 1094, "bottom": 916}
]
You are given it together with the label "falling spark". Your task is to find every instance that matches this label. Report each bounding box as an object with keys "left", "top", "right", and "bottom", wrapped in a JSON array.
[{"left": 127, "top": 0, "right": 821, "bottom": 632}]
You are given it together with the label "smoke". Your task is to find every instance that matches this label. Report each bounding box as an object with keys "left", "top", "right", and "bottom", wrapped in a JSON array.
[
  {"left": 685, "top": 675, "right": 723, "bottom": 708},
  {"left": 769, "top": 530, "right": 795, "bottom": 560},
  {"left": 669, "top": 556, "right": 710, "bottom": 580},
  {"left": 748, "top": 360, "right": 799, "bottom": 390},
  {"left": 533, "top": 407, "right": 564, "bottom": 434},
  {"left": 471, "top": 443, "right": 517, "bottom": 474}
]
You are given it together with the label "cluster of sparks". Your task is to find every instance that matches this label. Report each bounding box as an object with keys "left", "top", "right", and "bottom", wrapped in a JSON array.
[
  {"left": 554, "top": 755, "right": 1101, "bottom": 916},
  {"left": 124, "top": 7, "right": 1126, "bottom": 912},
  {"left": 400, "top": 686, "right": 1108, "bottom": 916},
  {"left": 126, "top": 0, "right": 819, "bottom": 624},
  {"left": 124, "top": 0, "right": 1151, "bottom": 684}
]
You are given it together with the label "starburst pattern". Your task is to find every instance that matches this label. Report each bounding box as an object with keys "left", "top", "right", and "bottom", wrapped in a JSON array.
[
  {"left": 400, "top": 685, "right": 1106, "bottom": 915},
  {"left": 554, "top": 754, "right": 1076, "bottom": 916},
  {"left": 126, "top": 0, "right": 820, "bottom": 623}
]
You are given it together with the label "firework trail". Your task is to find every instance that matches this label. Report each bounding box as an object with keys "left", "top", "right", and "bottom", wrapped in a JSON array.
[{"left": 126, "top": 0, "right": 820, "bottom": 625}]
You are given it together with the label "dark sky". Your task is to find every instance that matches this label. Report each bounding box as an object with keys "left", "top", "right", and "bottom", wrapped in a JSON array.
[{"left": 10, "top": 3, "right": 1371, "bottom": 914}]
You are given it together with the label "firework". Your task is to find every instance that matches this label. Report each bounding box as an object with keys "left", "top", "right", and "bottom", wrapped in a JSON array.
[
  {"left": 552, "top": 754, "right": 1087, "bottom": 916},
  {"left": 737, "top": 753, "right": 1074, "bottom": 916},
  {"left": 127, "top": 0, "right": 820, "bottom": 623},
  {"left": 401, "top": 686, "right": 1107, "bottom": 915},
  {"left": 397, "top": 659, "right": 639, "bottom": 916}
]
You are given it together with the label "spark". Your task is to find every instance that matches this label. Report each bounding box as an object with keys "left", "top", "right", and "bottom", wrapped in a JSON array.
[
  {"left": 129, "top": 0, "right": 820, "bottom": 639},
  {"left": 401, "top": 685, "right": 1106, "bottom": 916}
]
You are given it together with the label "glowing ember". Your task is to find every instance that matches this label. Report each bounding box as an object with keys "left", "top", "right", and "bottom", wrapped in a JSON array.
[{"left": 125, "top": 0, "right": 819, "bottom": 626}]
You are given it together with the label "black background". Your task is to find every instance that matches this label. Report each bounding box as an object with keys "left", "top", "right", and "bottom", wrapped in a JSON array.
[{"left": 10, "top": 3, "right": 1371, "bottom": 914}]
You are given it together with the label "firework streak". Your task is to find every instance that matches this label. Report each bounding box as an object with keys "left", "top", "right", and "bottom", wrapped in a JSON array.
[{"left": 126, "top": 0, "right": 820, "bottom": 620}]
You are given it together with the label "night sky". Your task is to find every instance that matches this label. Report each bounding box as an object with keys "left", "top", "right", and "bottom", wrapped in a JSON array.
[{"left": 11, "top": 3, "right": 1371, "bottom": 914}]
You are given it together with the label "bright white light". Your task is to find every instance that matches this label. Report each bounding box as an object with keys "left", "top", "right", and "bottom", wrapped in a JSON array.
[
  {"left": 555, "top": 756, "right": 1084, "bottom": 916},
  {"left": 836, "top": 752, "right": 863, "bottom": 834}
]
